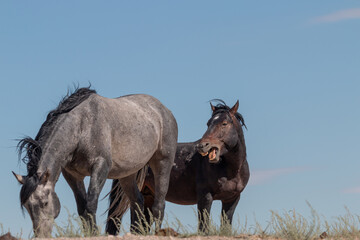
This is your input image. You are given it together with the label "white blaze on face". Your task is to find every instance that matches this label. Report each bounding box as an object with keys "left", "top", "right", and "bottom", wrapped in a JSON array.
[{"left": 213, "top": 115, "right": 219, "bottom": 120}]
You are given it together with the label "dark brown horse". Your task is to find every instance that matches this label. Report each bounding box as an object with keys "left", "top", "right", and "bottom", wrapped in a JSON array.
[{"left": 106, "top": 100, "right": 249, "bottom": 235}]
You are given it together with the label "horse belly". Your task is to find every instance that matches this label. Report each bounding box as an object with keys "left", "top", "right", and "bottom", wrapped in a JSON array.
[
  {"left": 166, "top": 163, "right": 198, "bottom": 204},
  {"left": 165, "top": 173, "right": 198, "bottom": 205},
  {"left": 144, "top": 160, "right": 198, "bottom": 205},
  {"left": 108, "top": 132, "right": 159, "bottom": 179}
]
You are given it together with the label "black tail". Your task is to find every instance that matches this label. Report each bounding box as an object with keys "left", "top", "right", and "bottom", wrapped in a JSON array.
[
  {"left": 106, "top": 179, "right": 122, "bottom": 235},
  {"left": 105, "top": 165, "right": 148, "bottom": 235}
]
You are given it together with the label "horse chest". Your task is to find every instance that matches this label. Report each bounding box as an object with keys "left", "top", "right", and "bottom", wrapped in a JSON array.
[
  {"left": 209, "top": 176, "right": 241, "bottom": 200},
  {"left": 199, "top": 164, "right": 241, "bottom": 195}
]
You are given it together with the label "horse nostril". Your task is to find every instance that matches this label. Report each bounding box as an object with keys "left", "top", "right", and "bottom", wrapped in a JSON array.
[{"left": 196, "top": 142, "right": 210, "bottom": 150}]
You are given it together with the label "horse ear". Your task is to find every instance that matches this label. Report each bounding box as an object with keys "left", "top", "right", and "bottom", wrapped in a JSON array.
[
  {"left": 39, "top": 170, "right": 50, "bottom": 184},
  {"left": 210, "top": 102, "right": 216, "bottom": 112},
  {"left": 230, "top": 100, "right": 239, "bottom": 114},
  {"left": 12, "top": 171, "right": 26, "bottom": 185}
]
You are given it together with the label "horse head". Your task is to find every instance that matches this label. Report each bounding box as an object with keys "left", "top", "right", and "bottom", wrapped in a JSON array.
[
  {"left": 13, "top": 170, "right": 60, "bottom": 237},
  {"left": 196, "top": 100, "right": 245, "bottom": 163}
]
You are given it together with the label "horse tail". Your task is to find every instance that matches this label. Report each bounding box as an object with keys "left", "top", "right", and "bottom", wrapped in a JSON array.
[
  {"left": 106, "top": 164, "right": 148, "bottom": 235},
  {"left": 106, "top": 179, "right": 123, "bottom": 235}
]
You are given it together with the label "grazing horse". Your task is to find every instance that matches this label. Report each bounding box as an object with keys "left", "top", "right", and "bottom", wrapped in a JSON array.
[
  {"left": 13, "top": 87, "right": 178, "bottom": 237},
  {"left": 106, "top": 100, "right": 249, "bottom": 235}
]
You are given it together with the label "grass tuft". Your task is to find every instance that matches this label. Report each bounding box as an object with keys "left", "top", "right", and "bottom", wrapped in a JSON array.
[
  {"left": 324, "top": 206, "right": 360, "bottom": 239},
  {"left": 53, "top": 208, "right": 103, "bottom": 238},
  {"left": 270, "top": 202, "right": 321, "bottom": 240}
]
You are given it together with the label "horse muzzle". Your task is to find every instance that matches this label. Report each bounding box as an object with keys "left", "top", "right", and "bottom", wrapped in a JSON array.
[{"left": 196, "top": 142, "right": 221, "bottom": 163}]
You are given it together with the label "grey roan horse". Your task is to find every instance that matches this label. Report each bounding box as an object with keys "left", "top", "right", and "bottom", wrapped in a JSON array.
[
  {"left": 106, "top": 100, "right": 249, "bottom": 235},
  {"left": 13, "top": 87, "right": 178, "bottom": 237}
]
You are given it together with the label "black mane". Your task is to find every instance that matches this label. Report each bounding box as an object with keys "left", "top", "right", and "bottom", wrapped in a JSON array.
[
  {"left": 209, "top": 99, "right": 247, "bottom": 129},
  {"left": 17, "top": 87, "right": 96, "bottom": 206}
]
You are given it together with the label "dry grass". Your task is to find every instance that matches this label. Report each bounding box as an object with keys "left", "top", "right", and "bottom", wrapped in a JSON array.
[
  {"left": 53, "top": 209, "right": 103, "bottom": 238},
  {"left": 269, "top": 202, "right": 321, "bottom": 240},
  {"left": 323, "top": 207, "right": 360, "bottom": 239},
  {"left": 5, "top": 204, "right": 360, "bottom": 239}
]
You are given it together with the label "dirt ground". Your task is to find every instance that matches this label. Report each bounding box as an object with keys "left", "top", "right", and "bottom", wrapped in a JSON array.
[
  {"left": 1, "top": 232, "right": 279, "bottom": 240},
  {"left": 5, "top": 231, "right": 354, "bottom": 240},
  {"left": 0, "top": 230, "right": 333, "bottom": 240},
  {"left": 33, "top": 234, "right": 278, "bottom": 240}
]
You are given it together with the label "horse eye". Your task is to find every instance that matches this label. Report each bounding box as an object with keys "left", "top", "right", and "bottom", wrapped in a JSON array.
[
  {"left": 222, "top": 122, "right": 228, "bottom": 126},
  {"left": 40, "top": 201, "right": 48, "bottom": 208}
]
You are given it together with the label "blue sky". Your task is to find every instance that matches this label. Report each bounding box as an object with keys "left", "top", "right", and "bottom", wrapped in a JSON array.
[{"left": 1, "top": 1, "right": 360, "bottom": 236}]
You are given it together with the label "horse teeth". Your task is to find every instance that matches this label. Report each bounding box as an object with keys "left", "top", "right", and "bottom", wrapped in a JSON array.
[
  {"left": 200, "top": 152, "right": 208, "bottom": 156},
  {"left": 209, "top": 148, "right": 217, "bottom": 160}
]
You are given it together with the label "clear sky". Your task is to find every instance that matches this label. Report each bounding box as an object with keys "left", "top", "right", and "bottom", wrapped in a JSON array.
[{"left": 1, "top": 1, "right": 360, "bottom": 237}]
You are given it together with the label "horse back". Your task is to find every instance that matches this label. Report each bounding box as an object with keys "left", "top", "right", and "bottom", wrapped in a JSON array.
[{"left": 69, "top": 94, "right": 177, "bottom": 179}]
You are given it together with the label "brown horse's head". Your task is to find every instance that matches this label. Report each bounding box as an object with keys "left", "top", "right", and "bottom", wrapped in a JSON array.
[{"left": 196, "top": 100, "right": 246, "bottom": 163}]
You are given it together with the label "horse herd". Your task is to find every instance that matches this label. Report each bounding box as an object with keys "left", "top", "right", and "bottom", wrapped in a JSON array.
[{"left": 12, "top": 87, "right": 249, "bottom": 237}]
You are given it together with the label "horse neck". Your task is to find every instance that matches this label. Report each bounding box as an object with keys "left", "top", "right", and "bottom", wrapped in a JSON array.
[
  {"left": 37, "top": 116, "right": 79, "bottom": 182},
  {"left": 223, "top": 132, "right": 247, "bottom": 175}
]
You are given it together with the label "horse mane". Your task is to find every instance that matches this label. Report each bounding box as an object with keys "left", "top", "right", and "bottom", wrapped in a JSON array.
[
  {"left": 209, "top": 99, "right": 247, "bottom": 130},
  {"left": 17, "top": 87, "right": 96, "bottom": 206}
]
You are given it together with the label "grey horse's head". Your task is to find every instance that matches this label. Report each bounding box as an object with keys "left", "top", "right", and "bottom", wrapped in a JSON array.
[{"left": 13, "top": 170, "right": 60, "bottom": 237}]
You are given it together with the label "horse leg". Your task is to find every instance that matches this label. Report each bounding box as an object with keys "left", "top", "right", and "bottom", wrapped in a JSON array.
[
  {"left": 148, "top": 156, "right": 173, "bottom": 231},
  {"left": 142, "top": 186, "right": 155, "bottom": 232},
  {"left": 106, "top": 179, "right": 122, "bottom": 235},
  {"left": 197, "top": 191, "right": 213, "bottom": 234},
  {"left": 85, "top": 157, "right": 110, "bottom": 234},
  {"left": 221, "top": 195, "right": 240, "bottom": 232},
  {"left": 62, "top": 169, "right": 87, "bottom": 220},
  {"left": 118, "top": 173, "right": 144, "bottom": 234}
]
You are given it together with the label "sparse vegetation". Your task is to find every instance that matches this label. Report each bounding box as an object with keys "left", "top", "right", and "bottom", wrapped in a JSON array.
[
  {"left": 269, "top": 202, "right": 321, "bottom": 240},
  {"left": 6, "top": 204, "right": 360, "bottom": 239},
  {"left": 324, "top": 207, "right": 360, "bottom": 239},
  {"left": 53, "top": 209, "right": 104, "bottom": 238}
]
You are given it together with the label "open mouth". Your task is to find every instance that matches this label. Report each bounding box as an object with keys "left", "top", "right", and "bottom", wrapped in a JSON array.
[{"left": 200, "top": 147, "right": 219, "bottom": 162}]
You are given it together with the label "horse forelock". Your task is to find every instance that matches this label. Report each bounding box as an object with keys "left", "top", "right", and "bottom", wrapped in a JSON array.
[
  {"left": 20, "top": 174, "right": 40, "bottom": 208},
  {"left": 17, "top": 137, "right": 41, "bottom": 208},
  {"left": 209, "top": 99, "right": 247, "bottom": 130}
]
